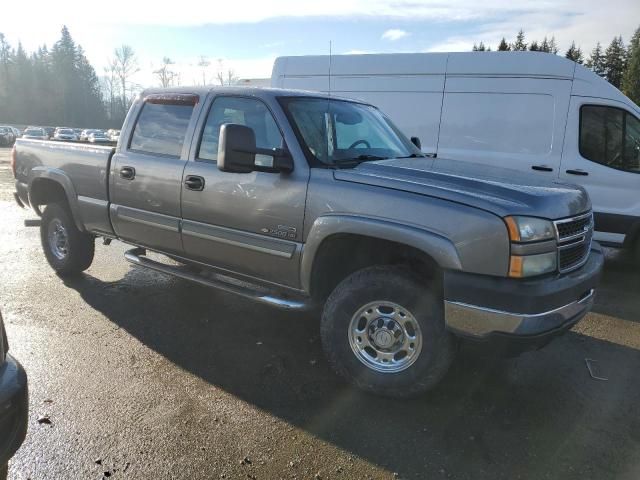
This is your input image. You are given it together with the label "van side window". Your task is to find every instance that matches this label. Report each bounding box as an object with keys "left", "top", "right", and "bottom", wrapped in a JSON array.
[
  {"left": 198, "top": 97, "right": 283, "bottom": 161},
  {"left": 129, "top": 101, "right": 195, "bottom": 158},
  {"left": 580, "top": 105, "right": 640, "bottom": 173}
]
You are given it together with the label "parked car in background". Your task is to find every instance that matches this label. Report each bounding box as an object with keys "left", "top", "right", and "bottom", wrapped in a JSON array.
[
  {"left": 21, "top": 127, "right": 48, "bottom": 140},
  {"left": 0, "top": 309, "right": 29, "bottom": 480},
  {"left": 12, "top": 86, "right": 603, "bottom": 397},
  {"left": 0, "top": 127, "right": 16, "bottom": 147},
  {"left": 273, "top": 51, "right": 640, "bottom": 257},
  {"left": 80, "top": 129, "right": 101, "bottom": 142},
  {"left": 88, "top": 130, "right": 110, "bottom": 143},
  {"left": 10, "top": 127, "right": 22, "bottom": 138},
  {"left": 43, "top": 127, "right": 55, "bottom": 139},
  {"left": 73, "top": 128, "right": 83, "bottom": 138},
  {"left": 54, "top": 128, "right": 79, "bottom": 142},
  {"left": 109, "top": 129, "right": 120, "bottom": 142}
]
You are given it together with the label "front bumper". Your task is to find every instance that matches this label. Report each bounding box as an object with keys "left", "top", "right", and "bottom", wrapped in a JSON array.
[
  {"left": 0, "top": 355, "right": 28, "bottom": 465},
  {"left": 444, "top": 244, "right": 604, "bottom": 339}
]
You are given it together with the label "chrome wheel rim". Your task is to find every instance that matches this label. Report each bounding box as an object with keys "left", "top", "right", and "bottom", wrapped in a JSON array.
[
  {"left": 348, "top": 301, "right": 423, "bottom": 373},
  {"left": 48, "top": 219, "right": 69, "bottom": 260}
]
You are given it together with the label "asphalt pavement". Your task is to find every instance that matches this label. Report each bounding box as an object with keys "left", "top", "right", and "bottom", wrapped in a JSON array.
[{"left": 1, "top": 148, "right": 639, "bottom": 480}]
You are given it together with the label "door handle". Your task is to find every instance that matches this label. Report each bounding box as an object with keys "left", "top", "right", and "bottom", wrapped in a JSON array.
[
  {"left": 119, "top": 166, "right": 135, "bottom": 180},
  {"left": 531, "top": 165, "right": 554, "bottom": 172},
  {"left": 566, "top": 169, "right": 589, "bottom": 176},
  {"left": 184, "top": 175, "right": 205, "bottom": 191}
]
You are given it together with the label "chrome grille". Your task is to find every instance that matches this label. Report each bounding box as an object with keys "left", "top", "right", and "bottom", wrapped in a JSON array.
[{"left": 554, "top": 212, "right": 593, "bottom": 273}]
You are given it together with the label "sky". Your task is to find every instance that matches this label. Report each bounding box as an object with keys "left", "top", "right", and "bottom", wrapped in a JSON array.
[{"left": 1, "top": 0, "right": 639, "bottom": 87}]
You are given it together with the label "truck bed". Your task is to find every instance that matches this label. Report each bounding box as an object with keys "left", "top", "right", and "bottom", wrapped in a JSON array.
[{"left": 14, "top": 139, "right": 115, "bottom": 234}]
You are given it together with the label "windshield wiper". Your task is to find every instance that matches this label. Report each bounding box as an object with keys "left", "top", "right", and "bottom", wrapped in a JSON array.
[{"left": 395, "top": 153, "right": 427, "bottom": 158}]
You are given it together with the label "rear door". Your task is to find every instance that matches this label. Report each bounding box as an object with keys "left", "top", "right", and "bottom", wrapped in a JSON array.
[
  {"left": 180, "top": 94, "right": 308, "bottom": 288},
  {"left": 437, "top": 77, "right": 571, "bottom": 176},
  {"left": 559, "top": 98, "right": 640, "bottom": 244},
  {"left": 110, "top": 93, "right": 199, "bottom": 253}
]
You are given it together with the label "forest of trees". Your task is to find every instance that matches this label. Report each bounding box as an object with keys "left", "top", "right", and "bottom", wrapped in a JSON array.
[
  {"left": 473, "top": 26, "right": 640, "bottom": 104},
  {"left": 1, "top": 25, "right": 639, "bottom": 129}
]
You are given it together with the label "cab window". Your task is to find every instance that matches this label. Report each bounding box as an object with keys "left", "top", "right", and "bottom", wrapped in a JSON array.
[
  {"left": 129, "top": 95, "right": 197, "bottom": 158},
  {"left": 580, "top": 105, "right": 640, "bottom": 173},
  {"left": 198, "top": 96, "right": 283, "bottom": 162}
]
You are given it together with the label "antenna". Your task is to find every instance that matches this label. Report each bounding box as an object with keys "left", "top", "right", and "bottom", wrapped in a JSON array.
[{"left": 328, "top": 40, "right": 332, "bottom": 97}]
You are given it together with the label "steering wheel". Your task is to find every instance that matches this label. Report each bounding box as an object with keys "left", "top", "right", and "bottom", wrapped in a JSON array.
[{"left": 348, "top": 139, "right": 371, "bottom": 149}]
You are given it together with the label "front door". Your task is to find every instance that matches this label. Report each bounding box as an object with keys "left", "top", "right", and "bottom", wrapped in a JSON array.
[
  {"left": 180, "top": 95, "right": 308, "bottom": 288},
  {"left": 110, "top": 93, "right": 199, "bottom": 253},
  {"left": 559, "top": 97, "right": 640, "bottom": 243}
]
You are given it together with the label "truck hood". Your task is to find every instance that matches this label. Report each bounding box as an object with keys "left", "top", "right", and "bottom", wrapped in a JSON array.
[{"left": 333, "top": 157, "right": 591, "bottom": 220}]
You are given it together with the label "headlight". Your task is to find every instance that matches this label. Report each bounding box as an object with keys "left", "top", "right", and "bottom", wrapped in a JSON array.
[
  {"left": 509, "top": 251, "right": 557, "bottom": 278},
  {"left": 504, "top": 216, "right": 555, "bottom": 243}
]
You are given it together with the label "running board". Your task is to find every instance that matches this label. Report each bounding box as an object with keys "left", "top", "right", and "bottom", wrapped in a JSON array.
[{"left": 124, "top": 247, "right": 314, "bottom": 311}]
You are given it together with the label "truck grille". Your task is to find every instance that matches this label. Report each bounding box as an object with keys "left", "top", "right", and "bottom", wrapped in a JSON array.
[{"left": 554, "top": 212, "right": 593, "bottom": 273}]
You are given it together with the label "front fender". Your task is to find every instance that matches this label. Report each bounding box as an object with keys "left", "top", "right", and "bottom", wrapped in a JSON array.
[
  {"left": 28, "top": 167, "right": 85, "bottom": 231},
  {"left": 300, "top": 215, "right": 462, "bottom": 292}
]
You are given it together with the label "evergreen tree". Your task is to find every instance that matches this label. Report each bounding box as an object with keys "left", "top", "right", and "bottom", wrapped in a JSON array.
[
  {"left": 622, "top": 26, "right": 640, "bottom": 104},
  {"left": 472, "top": 42, "right": 487, "bottom": 52},
  {"left": 604, "top": 36, "right": 627, "bottom": 88},
  {"left": 512, "top": 30, "right": 527, "bottom": 51},
  {"left": 529, "top": 41, "right": 540, "bottom": 52},
  {"left": 586, "top": 42, "right": 606, "bottom": 77},
  {"left": 498, "top": 38, "right": 510, "bottom": 51},
  {"left": 565, "top": 42, "right": 584, "bottom": 63},
  {"left": 0, "top": 26, "right": 107, "bottom": 126}
]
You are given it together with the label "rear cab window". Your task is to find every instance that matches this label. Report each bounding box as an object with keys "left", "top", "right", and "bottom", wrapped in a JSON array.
[
  {"left": 129, "top": 94, "right": 198, "bottom": 157},
  {"left": 580, "top": 105, "right": 640, "bottom": 173}
]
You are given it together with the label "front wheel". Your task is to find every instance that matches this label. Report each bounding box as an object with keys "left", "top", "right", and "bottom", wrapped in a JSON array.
[
  {"left": 320, "top": 265, "right": 456, "bottom": 398},
  {"left": 40, "top": 202, "right": 95, "bottom": 276}
]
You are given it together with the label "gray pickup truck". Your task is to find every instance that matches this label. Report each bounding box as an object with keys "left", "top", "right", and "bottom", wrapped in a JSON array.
[{"left": 12, "top": 87, "right": 603, "bottom": 397}]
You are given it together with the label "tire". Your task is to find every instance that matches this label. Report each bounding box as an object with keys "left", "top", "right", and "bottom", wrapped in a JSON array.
[
  {"left": 0, "top": 463, "right": 7, "bottom": 480},
  {"left": 40, "top": 202, "right": 95, "bottom": 276},
  {"left": 320, "top": 265, "right": 456, "bottom": 398}
]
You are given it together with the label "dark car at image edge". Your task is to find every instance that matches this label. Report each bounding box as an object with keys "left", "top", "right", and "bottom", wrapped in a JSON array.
[{"left": 0, "top": 310, "right": 28, "bottom": 480}]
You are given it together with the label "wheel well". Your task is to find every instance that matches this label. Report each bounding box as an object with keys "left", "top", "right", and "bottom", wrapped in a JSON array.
[
  {"left": 309, "top": 234, "right": 442, "bottom": 301},
  {"left": 30, "top": 178, "right": 68, "bottom": 211}
]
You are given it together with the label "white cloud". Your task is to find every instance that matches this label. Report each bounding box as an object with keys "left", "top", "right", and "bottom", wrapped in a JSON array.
[{"left": 382, "top": 29, "right": 409, "bottom": 41}]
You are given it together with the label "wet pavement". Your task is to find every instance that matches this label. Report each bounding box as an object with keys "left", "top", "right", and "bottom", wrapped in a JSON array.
[{"left": 1, "top": 147, "right": 639, "bottom": 479}]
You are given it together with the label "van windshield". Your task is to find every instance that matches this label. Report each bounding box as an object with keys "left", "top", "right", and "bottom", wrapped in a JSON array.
[{"left": 280, "top": 97, "right": 421, "bottom": 166}]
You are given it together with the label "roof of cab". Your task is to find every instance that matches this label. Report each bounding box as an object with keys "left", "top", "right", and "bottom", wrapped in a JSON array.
[{"left": 139, "top": 86, "right": 340, "bottom": 100}]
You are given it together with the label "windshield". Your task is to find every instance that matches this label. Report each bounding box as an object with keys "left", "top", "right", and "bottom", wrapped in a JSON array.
[
  {"left": 59, "top": 129, "right": 73, "bottom": 134},
  {"left": 280, "top": 97, "right": 420, "bottom": 166},
  {"left": 25, "top": 129, "right": 43, "bottom": 135}
]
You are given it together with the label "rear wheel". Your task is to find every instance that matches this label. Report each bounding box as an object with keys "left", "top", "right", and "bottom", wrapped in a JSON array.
[
  {"left": 320, "top": 265, "right": 456, "bottom": 398},
  {"left": 40, "top": 202, "right": 95, "bottom": 276}
]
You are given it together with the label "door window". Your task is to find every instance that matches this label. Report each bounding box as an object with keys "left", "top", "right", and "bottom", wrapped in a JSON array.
[
  {"left": 198, "top": 96, "right": 283, "bottom": 161},
  {"left": 580, "top": 105, "right": 640, "bottom": 173}
]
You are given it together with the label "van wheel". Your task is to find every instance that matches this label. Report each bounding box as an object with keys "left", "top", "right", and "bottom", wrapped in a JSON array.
[
  {"left": 40, "top": 202, "right": 95, "bottom": 276},
  {"left": 320, "top": 265, "right": 456, "bottom": 398}
]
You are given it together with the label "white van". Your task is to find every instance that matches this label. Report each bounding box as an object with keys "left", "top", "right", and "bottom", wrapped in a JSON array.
[{"left": 272, "top": 52, "right": 640, "bottom": 253}]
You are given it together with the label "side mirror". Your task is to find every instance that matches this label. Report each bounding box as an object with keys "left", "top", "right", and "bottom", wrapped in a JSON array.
[
  {"left": 410, "top": 136, "right": 422, "bottom": 149},
  {"left": 218, "top": 123, "right": 293, "bottom": 174}
]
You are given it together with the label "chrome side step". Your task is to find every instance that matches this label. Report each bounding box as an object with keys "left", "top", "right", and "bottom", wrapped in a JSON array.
[{"left": 124, "top": 247, "right": 315, "bottom": 311}]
